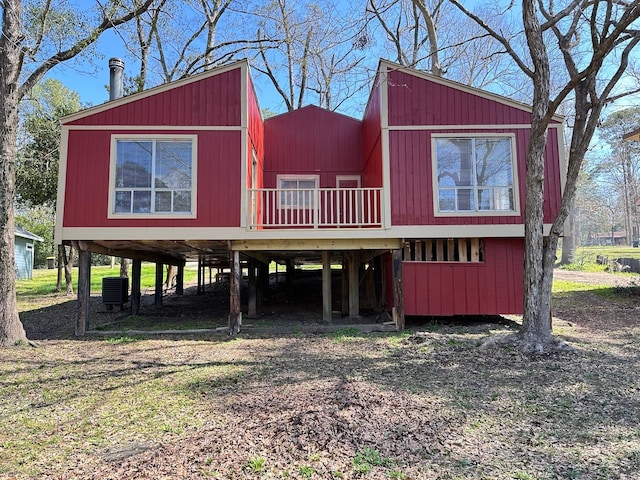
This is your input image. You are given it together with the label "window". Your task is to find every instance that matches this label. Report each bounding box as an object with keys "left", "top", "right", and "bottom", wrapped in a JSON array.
[
  {"left": 277, "top": 175, "right": 319, "bottom": 208},
  {"left": 111, "top": 136, "right": 196, "bottom": 216},
  {"left": 434, "top": 136, "right": 517, "bottom": 214}
]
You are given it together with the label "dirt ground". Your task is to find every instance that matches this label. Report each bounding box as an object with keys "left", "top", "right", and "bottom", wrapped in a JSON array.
[
  {"left": 20, "top": 270, "right": 393, "bottom": 341},
  {"left": 4, "top": 268, "right": 640, "bottom": 479}
]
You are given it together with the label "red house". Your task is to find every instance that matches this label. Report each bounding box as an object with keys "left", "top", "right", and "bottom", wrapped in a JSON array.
[{"left": 55, "top": 59, "right": 565, "bottom": 334}]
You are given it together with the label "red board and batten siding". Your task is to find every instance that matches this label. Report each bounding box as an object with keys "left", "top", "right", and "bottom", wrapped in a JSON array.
[
  {"left": 66, "top": 68, "right": 242, "bottom": 127},
  {"left": 361, "top": 79, "right": 383, "bottom": 188},
  {"left": 263, "top": 106, "right": 364, "bottom": 187},
  {"left": 247, "top": 72, "right": 264, "bottom": 162},
  {"left": 247, "top": 73, "right": 265, "bottom": 190},
  {"left": 402, "top": 238, "right": 525, "bottom": 316},
  {"left": 388, "top": 128, "right": 563, "bottom": 226},
  {"left": 386, "top": 69, "right": 535, "bottom": 126},
  {"left": 383, "top": 64, "right": 564, "bottom": 226},
  {"left": 62, "top": 129, "right": 242, "bottom": 228}
]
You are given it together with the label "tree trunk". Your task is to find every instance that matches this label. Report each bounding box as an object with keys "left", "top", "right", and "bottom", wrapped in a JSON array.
[
  {"left": 410, "top": 0, "right": 443, "bottom": 76},
  {"left": 120, "top": 258, "right": 129, "bottom": 278},
  {"left": 165, "top": 264, "right": 178, "bottom": 290},
  {"left": 519, "top": 0, "right": 555, "bottom": 352},
  {"left": 61, "top": 244, "right": 74, "bottom": 295},
  {"left": 56, "top": 244, "right": 64, "bottom": 292},
  {"left": 560, "top": 200, "right": 575, "bottom": 264},
  {"left": 0, "top": 0, "right": 28, "bottom": 346}
]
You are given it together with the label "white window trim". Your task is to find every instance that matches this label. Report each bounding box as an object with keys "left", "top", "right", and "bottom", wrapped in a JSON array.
[
  {"left": 276, "top": 174, "right": 319, "bottom": 209},
  {"left": 431, "top": 132, "right": 520, "bottom": 217},
  {"left": 108, "top": 134, "right": 198, "bottom": 219},
  {"left": 336, "top": 175, "right": 361, "bottom": 188}
]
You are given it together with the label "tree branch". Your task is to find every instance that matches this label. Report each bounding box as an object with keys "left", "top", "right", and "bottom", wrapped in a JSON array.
[
  {"left": 447, "top": 0, "right": 534, "bottom": 78},
  {"left": 17, "top": 0, "right": 154, "bottom": 101}
]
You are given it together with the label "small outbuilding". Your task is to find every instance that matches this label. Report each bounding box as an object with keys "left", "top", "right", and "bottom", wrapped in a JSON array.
[{"left": 15, "top": 226, "right": 43, "bottom": 280}]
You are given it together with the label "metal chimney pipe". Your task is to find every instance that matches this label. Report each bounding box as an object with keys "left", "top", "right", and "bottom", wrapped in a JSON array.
[{"left": 109, "top": 57, "right": 125, "bottom": 101}]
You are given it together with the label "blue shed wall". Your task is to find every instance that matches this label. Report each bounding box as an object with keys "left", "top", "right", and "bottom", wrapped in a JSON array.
[{"left": 15, "top": 237, "right": 35, "bottom": 280}]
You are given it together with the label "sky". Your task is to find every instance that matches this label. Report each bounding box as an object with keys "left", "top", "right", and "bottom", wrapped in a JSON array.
[
  {"left": 43, "top": 2, "right": 359, "bottom": 116},
  {"left": 47, "top": 29, "right": 154, "bottom": 108},
  {"left": 43, "top": 1, "right": 640, "bottom": 122}
]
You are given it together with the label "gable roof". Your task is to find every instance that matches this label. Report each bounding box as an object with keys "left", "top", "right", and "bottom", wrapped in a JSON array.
[
  {"left": 378, "top": 59, "right": 564, "bottom": 123},
  {"left": 61, "top": 59, "right": 249, "bottom": 125},
  {"left": 265, "top": 104, "right": 360, "bottom": 123},
  {"left": 15, "top": 226, "right": 43, "bottom": 242}
]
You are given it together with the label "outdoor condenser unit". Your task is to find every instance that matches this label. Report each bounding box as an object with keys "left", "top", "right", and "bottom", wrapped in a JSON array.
[{"left": 102, "top": 277, "right": 129, "bottom": 310}]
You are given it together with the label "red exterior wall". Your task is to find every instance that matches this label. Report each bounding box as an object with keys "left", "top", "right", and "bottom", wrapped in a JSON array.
[
  {"left": 362, "top": 80, "right": 383, "bottom": 188},
  {"left": 401, "top": 238, "right": 525, "bottom": 316},
  {"left": 62, "top": 129, "right": 242, "bottom": 227},
  {"left": 387, "top": 69, "right": 534, "bottom": 126},
  {"left": 388, "top": 128, "right": 562, "bottom": 225},
  {"left": 385, "top": 66, "right": 564, "bottom": 227},
  {"left": 247, "top": 74, "right": 265, "bottom": 190},
  {"left": 67, "top": 68, "right": 242, "bottom": 127},
  {"left": 263, "top": 106, "right": 363, "bottom": 188}
]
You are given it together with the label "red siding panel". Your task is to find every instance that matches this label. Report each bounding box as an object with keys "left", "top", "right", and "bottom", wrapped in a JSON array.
[
  {"left": 247, "top": 74, "right": 265, "bottom": 190},
  {"left": 387, "top": 69, "right": 533, "bottom": 127},
  {"left": 402, "top": 238, "right": 524, "bottom": 316},
  {"left": 362, "top": 80, "right": 383, "bottom": 188},
  {"left": 63, "top": 129, "right": 242, "bottom": 228},
  {"left": 68, "top": 68, "right": 242, "bottom": 127},
  {"left": 387, "top": 127, "right": 563, "bottom": 227},
  {"left": 263, "top": 106, "right": 363, "bottom": 187}
]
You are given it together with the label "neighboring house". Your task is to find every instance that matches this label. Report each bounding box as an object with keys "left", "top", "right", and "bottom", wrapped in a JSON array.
[
  {"left": 15, "top": 226, "right": 43, "bottom": 280},
  {"left": 55, "top": 59, "right": 565, "bottom": 332}
]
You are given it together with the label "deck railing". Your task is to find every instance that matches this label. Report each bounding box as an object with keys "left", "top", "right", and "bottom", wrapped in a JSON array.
[{"left": 248, "top": 187, "right": 383, "bottom": 229}]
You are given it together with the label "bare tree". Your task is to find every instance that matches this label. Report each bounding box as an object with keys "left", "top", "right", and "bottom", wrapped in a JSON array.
[
  {"left": 120, "top": 0, "right": 267, "bottom": 90},
  {"left": 597, "top": 108, "right": 640, "bottom": 245},
  {"left": 367, "top": 0, "right": 524, "bottom": 93},
  {"left": 449, "top": 0, "right": 640, "bottom": 353},
  {"left": 0, "top": 0, "right": 153, "bottom": 347},
  {"left": 251, "top": 0, "right": 367, "bottom": 112}
]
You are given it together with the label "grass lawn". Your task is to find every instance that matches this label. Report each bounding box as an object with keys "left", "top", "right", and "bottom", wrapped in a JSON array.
[
  {"left": 1, "top": 273, "right": 640, "bottom": 478},
  {"left": 563, "top": 245, "right": 640, "bottom": 272},
  {"left": 16, "top": 264, "right": 198, "bottom": 297}
]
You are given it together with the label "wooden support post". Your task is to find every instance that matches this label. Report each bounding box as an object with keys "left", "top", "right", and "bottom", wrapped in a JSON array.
[
  {"left": 155, "top": 262, "right": 163, "bottom": 307},
  {"left": 348, "top": 251, "right": 359, "bottom": 317},
  {"left": 322, "top": 251, "right": 332, "bottom": 323},
  {"left": 130, "top": 259, "right": 141, "bottom": 315},
  {"left": 258, "top": 262, "right": 268, "bottom": 305},
  {"left": 392, "top": 249, "right": 405, "bottom": 330},
  {"left": 341, "top": 257, "right": 349, "bottom": 315},
  {"left": 248, "top": 260, "right": 257, "bottom": 316},
  {"left": 286, "top": 259, "right": 294, "bottom": 298},
  {"left": 76, "top": 249, "right": 91, "bottom": 337},
  {"left": 374, "top": 255, "right": 383, "bottom": 312},
  {"left": 229, "top": 250, "right": 241, "bottom": 334},
  {"left": 176, "top": 264, "right": 184, "bottom": 295},
  {"left": 197, "top": 256, "right": 203, "bottom": 295}
]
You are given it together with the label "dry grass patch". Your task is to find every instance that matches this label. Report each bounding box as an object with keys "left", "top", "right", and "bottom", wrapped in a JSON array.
[{"left": 2, "top": 279, "right": 640, "bottom": 479}]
